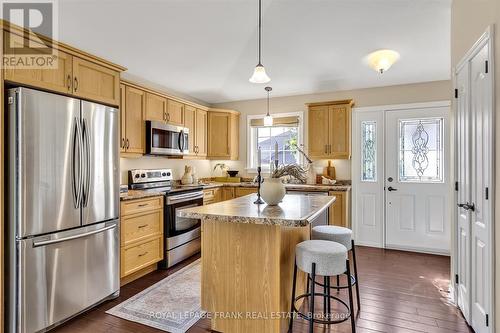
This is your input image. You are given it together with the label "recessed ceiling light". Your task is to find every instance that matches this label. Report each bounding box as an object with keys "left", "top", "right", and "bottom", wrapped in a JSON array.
[{"left": 364, "top": 49, "right": 400, "bottom": 74}]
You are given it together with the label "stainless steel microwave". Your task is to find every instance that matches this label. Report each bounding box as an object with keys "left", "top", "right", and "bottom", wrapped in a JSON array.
[{"left": 146, "top": 121, "right": 189, "bottom": 155}]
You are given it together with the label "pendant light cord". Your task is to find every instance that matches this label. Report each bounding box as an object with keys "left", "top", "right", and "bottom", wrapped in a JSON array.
[
  {"left": 258, "top": 0, "right": 262, "bottom": 65},
  {"left": 266, "top": 89, "right": 270, "bottom": 116}
]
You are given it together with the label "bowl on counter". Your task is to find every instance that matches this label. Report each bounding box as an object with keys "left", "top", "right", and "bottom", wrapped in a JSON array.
[{"left": 227, "top": 170, "right": 239, "bottom": 177}]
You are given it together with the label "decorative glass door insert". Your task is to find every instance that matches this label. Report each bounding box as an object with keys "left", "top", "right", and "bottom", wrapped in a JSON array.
[
  {"left": 361, "top": 121, "right": 376, "bottom": 181},
  {"left": 399, "top": 117, "right": 444, "bottom": 183}
]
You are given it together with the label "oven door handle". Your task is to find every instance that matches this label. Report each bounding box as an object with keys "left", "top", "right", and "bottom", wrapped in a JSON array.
[{"left": 167, "top": 192, "right": 204, "bottom": 204}]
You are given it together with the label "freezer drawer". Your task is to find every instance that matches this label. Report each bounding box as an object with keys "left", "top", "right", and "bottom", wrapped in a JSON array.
[{"left": 12, "top": 221, "right": 119, "bottom": 333}]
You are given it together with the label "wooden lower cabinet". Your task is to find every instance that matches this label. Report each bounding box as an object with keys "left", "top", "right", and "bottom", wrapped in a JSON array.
[
  {"left": 203, "top": 188, "right": 221, "bottom": 205},
  {"left": 235, "top": 187, "right": 257, "bottom": 197},
  {"left": 328, "top": 190, "right": 351, "bottom": 228},
  {"left": 120, "top": 196, "right": 164, "bottom": 285},
  {"left": 204, "top": 186, "right": 258, "bottom": 204},
  {"left": 221, "top": 187, "right": 236, "bottom": 201}
]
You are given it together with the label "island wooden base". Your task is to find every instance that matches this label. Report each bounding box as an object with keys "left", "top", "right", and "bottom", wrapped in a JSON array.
[{"left": 201, "top": 218, "right": 310, "bottom": 333}]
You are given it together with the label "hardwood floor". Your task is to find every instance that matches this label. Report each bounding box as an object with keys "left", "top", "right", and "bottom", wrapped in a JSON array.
[{"left": 51, "top": 246, "right": 472, "bottom": 333}]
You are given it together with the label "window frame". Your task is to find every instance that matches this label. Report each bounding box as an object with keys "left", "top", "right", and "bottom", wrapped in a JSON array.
[{"left": 246, "top": 111, "right": 304, "bottom": 173}]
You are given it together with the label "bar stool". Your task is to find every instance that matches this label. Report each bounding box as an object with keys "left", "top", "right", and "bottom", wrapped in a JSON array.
[
  {"left": 311, "top": 225, "right": 360, "bottom": 313},
  {"left": 289, "top": 240, "right": 356, "bottom": 333}
]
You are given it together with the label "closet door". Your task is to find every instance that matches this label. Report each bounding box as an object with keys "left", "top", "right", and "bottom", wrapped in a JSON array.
[
  {"left": 455, "top": 62, "right": 471, "bottom": 323},
  {"left": 469, "top": 41, "right": 492, "bottom": 333}
]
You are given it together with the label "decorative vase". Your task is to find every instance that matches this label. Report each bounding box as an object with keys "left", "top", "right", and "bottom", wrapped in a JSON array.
[
  {"left": 261, "top": 178, "right": 286, "bottom": 205},
  {"left": 181, "top": 165, "right": 193, "bottom": 185},
  {"left": 192, "top": 167, "right": 199, "bottom": 184}
]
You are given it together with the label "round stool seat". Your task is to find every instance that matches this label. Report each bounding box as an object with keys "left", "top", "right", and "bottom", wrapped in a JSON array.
[
  {"left": 295, "top": 240, "right": 347, "bottom": 276},
  {"left": 312, "top": 225, "right": 352, "bottom": 250}
]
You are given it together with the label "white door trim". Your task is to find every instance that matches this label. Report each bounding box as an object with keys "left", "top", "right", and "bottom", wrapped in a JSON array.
[
  {"left": 453, "top": 25, "right": 495, "bottom": 332},
  {"left": 353, "top": 100, "right": 451, "bottom": 113}
]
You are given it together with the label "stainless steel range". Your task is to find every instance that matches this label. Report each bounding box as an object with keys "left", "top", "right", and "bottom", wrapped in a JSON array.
[{"left": 128, "top": 169, "right": 203, "bottom": 268}]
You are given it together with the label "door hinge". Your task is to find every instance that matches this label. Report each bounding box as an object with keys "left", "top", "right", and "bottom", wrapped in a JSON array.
[
  {"left": 455, "top": 274, "right": 459, "bottom": 284},
  {"left": 455, "top": 181, "right": 459, "bottom": 192},
  {"left": 486, "top": 314, "right": 489, "bottom": 326},
  {"left": 485, "top": 60, "right": 489, "bottom": 74},
  {"left": 485, "top": 187, "right": 489, "bottom": 200},
  {"left": 454, "top": 89, "right": 458, "bottom": 99}
]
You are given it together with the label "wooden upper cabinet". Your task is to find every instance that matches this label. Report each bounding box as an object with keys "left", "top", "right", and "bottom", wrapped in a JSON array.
[
  {"left": 145, "top": 92, "right": 167, "bottom": 122},
  {"left": 72, "top": 56, "right": 120, "bottom": 106},
  {"left": 167, "top": 99, "right": 184, "bottom": 126},
  {"left": 207, "top": 110, "right": 239, "bottom": 160},
  {"left": 119, "top": 84, "right": 126, "bottom": 153},
  {"left": 308, "top": 105, "right": 331, "bottom": 159},
  {"left": 307, "top": 100, "right": 352, "bottom": 160},
  {"left": 195, "top": 109, "right": 208, "bottom": 157},
  {"left": 183, "top": 105, "right": 196, "bottom": 155},
  {"left": 124, "top": 86, "right": 145, "bottom": 154},
  {"left": 330, "top": 104, "right": 350, "bottom": 158},
  {"left": 3, "top": 32, "right": 73, "bottom": 94}
]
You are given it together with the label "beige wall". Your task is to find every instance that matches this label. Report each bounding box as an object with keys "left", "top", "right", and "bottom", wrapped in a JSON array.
[
  {"left": 451, "top": 0, "right": 500, "bottom": 328},
  {"left": 213, "top": 80, "right": 451, "bottom": 179}
]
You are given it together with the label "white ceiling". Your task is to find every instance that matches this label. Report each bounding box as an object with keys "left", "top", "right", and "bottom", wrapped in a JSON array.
[{"left": 58, "top": 0, "right": 451, "bottom": 104}]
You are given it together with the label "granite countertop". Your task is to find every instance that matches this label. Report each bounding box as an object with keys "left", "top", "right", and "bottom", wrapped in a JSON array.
[
  {"left": 200, "top": 182, "right": 351, "bottom": 192},
  {"left": 120, "top": 189, "right": 165, "bottom": 201},
  {"left": 178, "top": 194, "right": 336, "bottom": 227}
]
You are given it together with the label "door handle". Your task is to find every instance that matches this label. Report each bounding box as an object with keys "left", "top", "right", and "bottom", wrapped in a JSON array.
[
  {"left": 126, "top": 138, "right": 130, "bottom": 149},
  {"left": 387, "top": 186, "right": 398, "bottom": 192},
  {"left": 82, "top": 118, "right": 91, "bottom": 208},
  {"left": 166, "top": 113, "right": 170, "bottom": 122},
  {"left": 458, "top": 202, "right": 475, "bottom": 211},
  {"left": 72, "top": 118, "right": 83, "bottom": 208},
  {"left": 67, "top": 75, "right": 72, "bottom": 91},
  {"left": 74, "top": 77, "right": 79, "bottom": 92},
  {"left": 121, "top": 138, "right": 125, "bottom": 148},
  {"left": 33, "top": 224, "right": 117, "bottom": 247}
]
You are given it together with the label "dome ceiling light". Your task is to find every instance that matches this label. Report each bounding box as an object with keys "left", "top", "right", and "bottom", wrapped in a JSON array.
[{"left": 365, "top": 49, "right": 400, "bottom": 74}]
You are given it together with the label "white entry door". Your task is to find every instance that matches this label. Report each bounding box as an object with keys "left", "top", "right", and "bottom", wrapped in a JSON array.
[{"left": 385, "top": 107, "right": 450, "bottom": 254}]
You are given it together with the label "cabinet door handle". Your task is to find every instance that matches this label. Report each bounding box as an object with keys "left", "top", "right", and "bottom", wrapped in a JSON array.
[
  {"left": 126, "top": 138, "right": 130, "bottom": 149},
  {"left": 137, "top": 203, "right": 149, "bottom": 207},
  {"left": 166, "top": 113, "right": 170, "bottom": 122},
  {"left": 74, "top": 77, "right": 79, "bottom": 92},
  {"left": 138, "top": 251, "right": 149, "bottom": 257},
  {"left": 137, "top": 224, "right": 148, "bottom": 228},
  {"left": 163, "top": 111, "right": 167, "bottom": 121},
  {"left": 67, "top": 75, "right": 72, "bottom": 91},
  {"left": 121, "top": 138, "right": 125, "bottom": 148}
]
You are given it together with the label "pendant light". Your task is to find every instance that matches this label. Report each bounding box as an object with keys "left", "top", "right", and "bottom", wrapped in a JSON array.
[
  {"left": 249, "top": 0, "right": 271, "bottom": 83},
  {"left": 263, "top": 86, "right": 273, "bottom": 126}
]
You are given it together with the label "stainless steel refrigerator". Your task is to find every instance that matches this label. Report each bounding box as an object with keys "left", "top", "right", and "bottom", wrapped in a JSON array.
[{"left": 6, "top": 87, "right": 120, "bottom": 333}]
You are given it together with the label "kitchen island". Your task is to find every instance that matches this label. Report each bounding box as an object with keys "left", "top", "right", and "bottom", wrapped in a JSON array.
[{"left": 178, "top": 194, "right": 336, "bottom": 333}]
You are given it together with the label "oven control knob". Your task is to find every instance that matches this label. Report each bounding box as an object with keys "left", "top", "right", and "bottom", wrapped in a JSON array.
[
  {"left": 134, "top": 174, "right": 140, "bottom": 179},
  {"left": 167, "top": 172, "right": 171, "bottom": 176},
  {"left": 162, "top": 172, "right": 167, "bottom": 177},
  {"left": 141, "top": 173, "right": 146, "bottom": 178}
]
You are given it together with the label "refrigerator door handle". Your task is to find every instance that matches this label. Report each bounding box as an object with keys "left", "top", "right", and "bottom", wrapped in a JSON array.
[
  {"left": 82, "top": 118, "right": 91, "bottom": 207},
  {"left": 32, "top": 224, "right": 117, "bottom": 247},
  {"left": 72, "top": 117, "right": 83, "bottom": 208}
]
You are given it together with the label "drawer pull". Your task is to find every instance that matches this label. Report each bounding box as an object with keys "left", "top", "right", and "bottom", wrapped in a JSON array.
[
  {"left": 138, "top": 251, "right": 149, "bottom": 257},
  {"left": 137, "top": 203, "right": 149, "bottom": 207},
  {"left": 137, "top": 224, "right": 148, "bottom": 229}
]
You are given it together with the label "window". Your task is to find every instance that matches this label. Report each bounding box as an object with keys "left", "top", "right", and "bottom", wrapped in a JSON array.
[
  {"left": 361, "top": 121, "right": 377, "bottom": 181},
  {"left": 247, "top": 113, "right": 303, "bottom": 171},
  {"left": 399, "top": 117, "right": 444, "bottom": 183}
]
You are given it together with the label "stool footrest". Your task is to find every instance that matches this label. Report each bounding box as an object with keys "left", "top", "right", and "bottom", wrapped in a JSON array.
[
  {"left": 292, "top": 292, "right": 351, "bottom": 325},
  {"left": 309, "top": 274, "right": 357, "bottom": 290}
]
